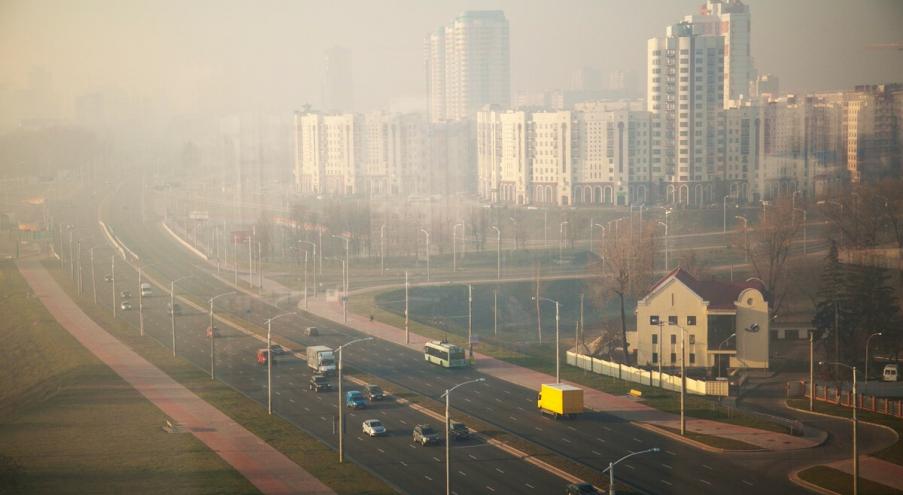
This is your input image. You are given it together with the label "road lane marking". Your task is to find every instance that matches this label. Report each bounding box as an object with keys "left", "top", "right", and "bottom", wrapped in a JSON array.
[
  {"left": 742, "top": 480, "right": 754, "bottom": 486},
  {"left": 561, "top": 438, "right": 572, "bottom": 443},
  {"left": 468, "top": 454, "right": 477, "bottom": 460},
  {"left": 662, "top": 480, "right": 672, "bottom": 486},
  {"left": 596, "top": 437, "right": 606, "bottom": 443},
  {"left": 525, "top": 483, "right": 535, "bottom": 489},
  {"left": 624, "top": 464, "right": 635, "bottom": 470},
  {"left": 661, "top": 463, "right": 672, "bottom": 469},
  {"left": 702, "top": 464, "right": 713, "bottom": 470},
  {"left": 701, "top": 479, "right": 712, "bottom": 486},
  {"left": 592, "top": 450, "right": 602, "bottom": 456},
  {"left": 495, "top": 468, "right": 504, "bottom": 474}
]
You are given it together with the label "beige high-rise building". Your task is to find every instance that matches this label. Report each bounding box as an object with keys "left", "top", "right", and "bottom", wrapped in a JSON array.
[{"left": 426, "top": 11, "right": 510, "bottom": 122}]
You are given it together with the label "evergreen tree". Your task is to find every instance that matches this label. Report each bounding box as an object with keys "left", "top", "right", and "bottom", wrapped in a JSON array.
[
  {"left": 843, "top": 264, "right": 900, "bottom": 367},
  {"left": 812, "top": 241, "right": 846, "bottom": 335}
]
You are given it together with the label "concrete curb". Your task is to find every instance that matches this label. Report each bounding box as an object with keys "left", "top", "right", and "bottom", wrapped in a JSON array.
[
  {"left": 788, "top": 465, "right": 842, "bottom": 495},
  {"left": 784, "top": 400, "right": 901, "bottom": 447}
]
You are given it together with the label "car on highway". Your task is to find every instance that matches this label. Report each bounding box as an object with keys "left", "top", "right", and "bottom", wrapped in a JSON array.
[
  {"left": 365, "top": 384, "right": 385, "bottom": 401},
  {"left": 256, "top": 349, "right": 274, "bottom": 366},
  {"left": 305, "top": 326, "right": 319, "bottom": 337},
  {"left": 206, "top": 326, "right": 220, "bottom": 338},
  {"left": 120, "top": 290, "right": 131, "bottom": 299},
  {"left": 448, "top": 420, "right": 470, "bottom": 440},
  {"left": 345, "top": 390, "right": 366, "bottom": 409},
  {"left": 362, "top": 419, "right": 386, "bottom": 437},
  {"left": 120, "top": 300, "right": 132, "bottom": 311},
  {"left": 412, "top": 424, "right": 440, "bottom": 446},
  {"left": 104, "top": 274, "right": 113, "bottom": 282},
  {"left": 309, "top": 374, "right": 331, "bottom": 392},
  {"left": 566, "top": 482, "right": 600, "bottom": 494},
  {"left": 168, "top": 302, "right": 182, "bottom": 315},
  {"left": 269, "top": 344, "right": 289, "bottom": 356}
]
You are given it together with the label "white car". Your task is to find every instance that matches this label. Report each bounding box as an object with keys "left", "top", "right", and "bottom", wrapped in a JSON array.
[{"left": 362, "top": 419, "right": 386, "bottom": 437}]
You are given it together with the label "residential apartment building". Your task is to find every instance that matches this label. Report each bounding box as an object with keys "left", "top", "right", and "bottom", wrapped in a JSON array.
[
  {"left": 632, "top": 268, "right": 770, "bottom": 373},
  {"left": 426, "top": 11, "right": 510, "bottom": 122},
  {"left": 294, "top": 111, "right": 474, "bottom": 198}
]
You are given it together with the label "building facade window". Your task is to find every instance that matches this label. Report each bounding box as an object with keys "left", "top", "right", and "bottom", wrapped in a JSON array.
[
  {"left": 668, "top": 315, "right": 678, "bottom": 325},
  {"left": 652, "top": 352, "right": 659, "bottom": 364},
  {"left": 689, "top": 353, "right": 696, "bottom": 364},
  {"left": 652, "top": 334, "right": 658, "bottom": 345},
  {"left": 689, "top": 334, "right": 696, "bottom": 345},
  {"left": 670, "top": 352, "right": 677, "bottom": 363},
  {"left": 687, "top": 316, "right": 696, "bottom": 325},
  {"left": 670, "top": 334, "right": 677, "bottom": 344}
]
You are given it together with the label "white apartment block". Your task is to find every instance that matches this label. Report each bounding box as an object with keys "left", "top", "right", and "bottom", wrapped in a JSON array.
[{"left": 426, "top": 11, "right": 510, "bottom": 122}]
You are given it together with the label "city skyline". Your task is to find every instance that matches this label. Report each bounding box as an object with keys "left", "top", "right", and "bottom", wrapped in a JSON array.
[{"left": 1, "top": 0, "right": 902, "bottom": 120}]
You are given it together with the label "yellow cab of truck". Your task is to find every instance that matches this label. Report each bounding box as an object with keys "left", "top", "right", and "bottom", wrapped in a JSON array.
[{"left": 537, "top": 383, "right": 584, "bottom": 419}]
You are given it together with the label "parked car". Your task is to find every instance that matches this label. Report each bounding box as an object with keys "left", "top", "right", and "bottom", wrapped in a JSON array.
[
  {"left": 884, "top": 364, "right": 899, "bottom": 382},
  {"left": 412, "top": 424, "right": 440, "bottom": 446},
  {"left": 206, "top": 326, "right": 220, "bottom": 338},
  {"left": 365, "top": 384, "right": 385, "bottom": 401},
  {"left": 448, "top": 420, "right": 470, "bottom": 440},
  {"left": 269, "top": 344, "right": 289, "bottom": 356},
  {"left": 104, "top": 274, "right": 113, "bottom": 282},
  {"left": 120, "top": 290, "right": 131, "bottom": 299},
  {"left": 566, "top": 482, "right": 600, "bottom": 495},
  {"left": 345, "top": 390, "right": 366, "bottom": 409},
  {"left": 362, "top": 419, "right": 386, "bottom": 437},
  {"left": 309, "top": 374, "right": 331, "bottom": 392},
  {"left": 120, "top": 300, "right": 132, "bottom": 311},
  {"left": 305, "top": 326, "right": 319, "bottom": 337}
]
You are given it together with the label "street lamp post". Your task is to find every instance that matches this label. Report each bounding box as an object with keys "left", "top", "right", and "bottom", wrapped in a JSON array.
[
  {"left": 820, "top": 361, "right": 859, "bottom": 495},
  {"left": 404, "top": 271, "right": 409, "bottom": 344},
  {"left": 723, "top": 194, "right": 735, "bottom": 233},
  {"left": 657, "top": 221, "right": 669, "bottom": 271},
  {"left": 379, "top": 223, "right": 386, "bottom": 273},
  {"left": 716, "top": 333, "right": 736, "bottom": 379},
  {"left": 208, "top": 291, "right": 236, "bottom": 380},
  {"left": 337, "top": 337, "right": 373, "bottom": 463},
  {"left": 534, "top": 297, "right": 561, "bottom": 383},
  {"left": 559, "top": 221, "right": 568, "bottom": 264},
  {"left": 452, "top": 223, "right": 463, "bottom": 273},
  {"left": 864, "top": 332, "right": 882, "bottom": 384},
  {"left": 602, "top": 447, "right": 660, "bottom": 495},
  {"left": 332, "top": 235, "right": 350, "bottom": 323},
  {"left": 441, "top": 378, "right": 486, "bottom": 495},
  {"left": 170, "top": 276, "right": 192, "bottom": 357},
  {"left": 298, "top": 240, "right": 317, "bottom": 297},
  {"left": 669, "top": 323, "right": 687, "bottom": 435},
  {"left": 111, "top": 255, "right": 117, "bottom": 318},
  {"left": 265, "top": 312, "right": 295, "bottom": 415},
  {"left": 420, "top": 229, "right": 430, "bottom": 281},
  {"left": 794, "top": 208, "right": 808, "bottom": 255},
  {"left": 735, "top": 215, "right": 749, "bottom": 263},
  {"left": 467, "top": 284, "right": 473, "bottom": 358},
  {"left": 490, "top": 225, "right": 500, "bottom": 281},
  {"left": 88, "top": 245, "right": 101, "bottom": 305},
  {"left": 593, "top": 223, "right": 605, "bottom": 264}
]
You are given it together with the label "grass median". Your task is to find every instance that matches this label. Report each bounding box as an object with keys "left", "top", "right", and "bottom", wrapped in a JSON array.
[
  {"left": 38, "top": 259, "right": 396, "bottom": 495},
  {"left": 797, "top": 465, "right": 902, "bottom": 495},
  {"left": 0, "top": 260, "right": 258, "bottom": 494}
]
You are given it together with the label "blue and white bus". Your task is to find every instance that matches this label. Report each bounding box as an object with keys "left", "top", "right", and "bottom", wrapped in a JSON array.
[{"left": 424, "top": 340, "right": 467, "bottom": 368}]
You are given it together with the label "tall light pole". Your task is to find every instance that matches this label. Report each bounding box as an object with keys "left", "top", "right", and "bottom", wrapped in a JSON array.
[
  {"left": 817, "top": 200, "right": 845, "bottom": 254},
  {"left": 379, "top": 223, "right": 386, "bottom": 273},
  {"left": 208, "top": 291, "right": 236, "bottom": 380},
  {"left": 88, "top": 245, "right": 102, "bottom": 305},
  {"left": 420, "top": 229, "right": 430, "bottom": 281},
  {"left": 603, "top": 447, "right": 660, "bottom": 495},
  {"left": 809, "top": 330, "right": 815, "bottom": 411},
  {"left": 337, "top": 337, "right": 373, "bottom": 463},
  {"left": 794, "top": 208, "right": 808, "bottom": 255},
  {"left": 735, "top": 215, "right": 749, "bottom": 263},
  {"left": 820, "top": 361, "right": 859, "bottom": 495},
  {"left": 441, "top": 378, "right": 486, "bottom": 495},
  {"left": 559, "top": 221, "right": 568, "bottom": 264},
  {"left": 404, "top": 271, "right": 410, "bottom": 344},
  {"left": 137, "top": 263, "right": 156, "bottom": 337},
  {"left": 593, "top": 224, "right": 605, "bottom": 264},
  {"left": 534, "top": 296, "right": 561, "bottom": 383},
  {"left": 298, "top": 240, "right": 317, "bottom": 297},
  {"left": 332, "top": 235, "right": 350, "bottom": 322},
  {"left": 111, "top": 255, "right": 117, "bottom": 318},
  {"left": 657, "top": 221, "right": 669, "bottom": 272},
  {"left": 452, "top": 223, "right": 463, "bottom": 273},
  {"left": 467, "top": 284, "right": 473, "bottom": 359},
  {"left": 170, "top": 276, "right": 192, "bottom": 357},
  {"left": 303, "top": 250, "right": 309, "bottom": 309},
  {"left": 265, "top": 312, "right": 295, "bottom": 415},
  {"left": 669, "top": 323, "right": 687, "bottom": 435},
  {"left": 490, "top": 225, "right": 500, "bottom": 281},
  {"left": 723, "top": 194, "right": 735, "bottom": 233},
  {"left": 864, "top": 332, "right": 882, "bottom": 384}
]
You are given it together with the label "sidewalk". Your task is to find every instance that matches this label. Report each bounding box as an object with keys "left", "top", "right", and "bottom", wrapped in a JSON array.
[
  {"left": 304, "top": 295, "right": 820, "bottom": 451},
  {"left": 828, "top": 455, "right": 903, "bottom": 491},
  {"left": 17, "top": 258, "right": 335, "bottom": 495}
]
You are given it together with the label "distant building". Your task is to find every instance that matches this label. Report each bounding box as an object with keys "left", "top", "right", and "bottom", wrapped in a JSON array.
[
  {"left": 632, "top": 268, "right": 770, "bottom": 374},
  {"left": 426, "top": 11, "right": 510, "bottom": 122},
  {"left": 322, "top": 46, "right": 353, "bottom": 112}
]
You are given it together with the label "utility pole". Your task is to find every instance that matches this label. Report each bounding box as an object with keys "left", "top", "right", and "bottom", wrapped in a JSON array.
[
  {"left": 493, "top": 288, "right": 498, "bottom": 337},
  {"left": 111, "top": 255, "right": 117, "bottom": 318},
  {"left": 404, "top": 271, "right": 409, "bottom": 344},
  {"left": 467, "top": 284, "right": 473, "bottom": 359}
]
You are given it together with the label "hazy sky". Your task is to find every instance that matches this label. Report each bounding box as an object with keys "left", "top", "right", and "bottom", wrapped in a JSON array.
[{"left": 2, "top": 0, "right": 902, "bottom": 117}]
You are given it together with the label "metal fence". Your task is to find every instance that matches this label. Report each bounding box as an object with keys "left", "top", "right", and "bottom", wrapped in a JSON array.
[
  {"left": 798, "top": 381, "right": 903, "bottom": 419},
  {"left": 567, "top": 351, "right": 729, "bottom": 396}
]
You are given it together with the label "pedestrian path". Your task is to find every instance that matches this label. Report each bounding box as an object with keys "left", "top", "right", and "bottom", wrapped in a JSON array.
[
  {"left": 827, "top": 455, "right": 903, "bottom": 491},
  {"left": 17, "top": 258, "right": 335, "bottom": 495}
]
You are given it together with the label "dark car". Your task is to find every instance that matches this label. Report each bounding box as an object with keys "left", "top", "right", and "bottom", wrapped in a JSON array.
[
  {"left": 168, "top": 302, "right": 182, "bottom": 315},
  {"left": 120, "top": 290, "right": 131, "bottom": 299},
  {"left": 365, "top": 384, "right": 385, "bottom": 401},
  {"left": 566, "top": 482, "right": 600, "bottom": 495},
  {"left": 346, "top": 390, "right": 367, "bottom": 409},
  {"left": 448, "top": 420, "right": 470, "bottom": 440},
  {"left": 309, "top": 374, "right": 331, "bottom": 392},
  {"left": 269, "top": 344, "right": 289, "bottom": 356},
  {"left": 412, "top": 424, "right": 440, "bottom": 446}
]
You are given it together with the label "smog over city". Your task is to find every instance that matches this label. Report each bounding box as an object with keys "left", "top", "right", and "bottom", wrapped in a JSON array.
[{"left": 1, "top": 1, "right": 903, "bottom": 494}]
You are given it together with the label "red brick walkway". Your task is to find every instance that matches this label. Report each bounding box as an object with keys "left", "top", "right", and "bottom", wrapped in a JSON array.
[{"left": 17, "top": 258, "right": 335, "bottom": 495}]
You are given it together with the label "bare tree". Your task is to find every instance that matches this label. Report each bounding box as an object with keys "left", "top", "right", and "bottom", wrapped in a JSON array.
[{"left": 740, "top": 197, "right": 801, "bottom": 316}]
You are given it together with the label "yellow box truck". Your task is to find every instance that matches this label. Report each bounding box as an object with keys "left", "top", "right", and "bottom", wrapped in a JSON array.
[{"left": 537, "top": 383, "right": 584, "bottom": 418}]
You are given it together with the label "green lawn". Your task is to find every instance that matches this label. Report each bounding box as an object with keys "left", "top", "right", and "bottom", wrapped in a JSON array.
[
  {"left": 788, "top": 398, "right": 903, "bottom": 466},
  {"left": 39, "top": 260, "right": 396, "bottom": 495},
  {"left": 0, "top": 260, "right": 259, "bottom": 494},
  {"left": 797, "top": 465, "right": 903, "bottom": 495}
]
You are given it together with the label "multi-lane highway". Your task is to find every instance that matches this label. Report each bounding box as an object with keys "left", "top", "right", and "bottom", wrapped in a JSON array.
[{"left": 56, "top": 180, "right": 836, "bottom": 494}]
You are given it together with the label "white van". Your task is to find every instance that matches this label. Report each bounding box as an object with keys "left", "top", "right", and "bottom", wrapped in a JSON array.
[
  {"left": 140, "top": 282, "right": 153, "bottom": 297},
  {"left": 883, "top": 364, "right": 898, "bottom": 382}
]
